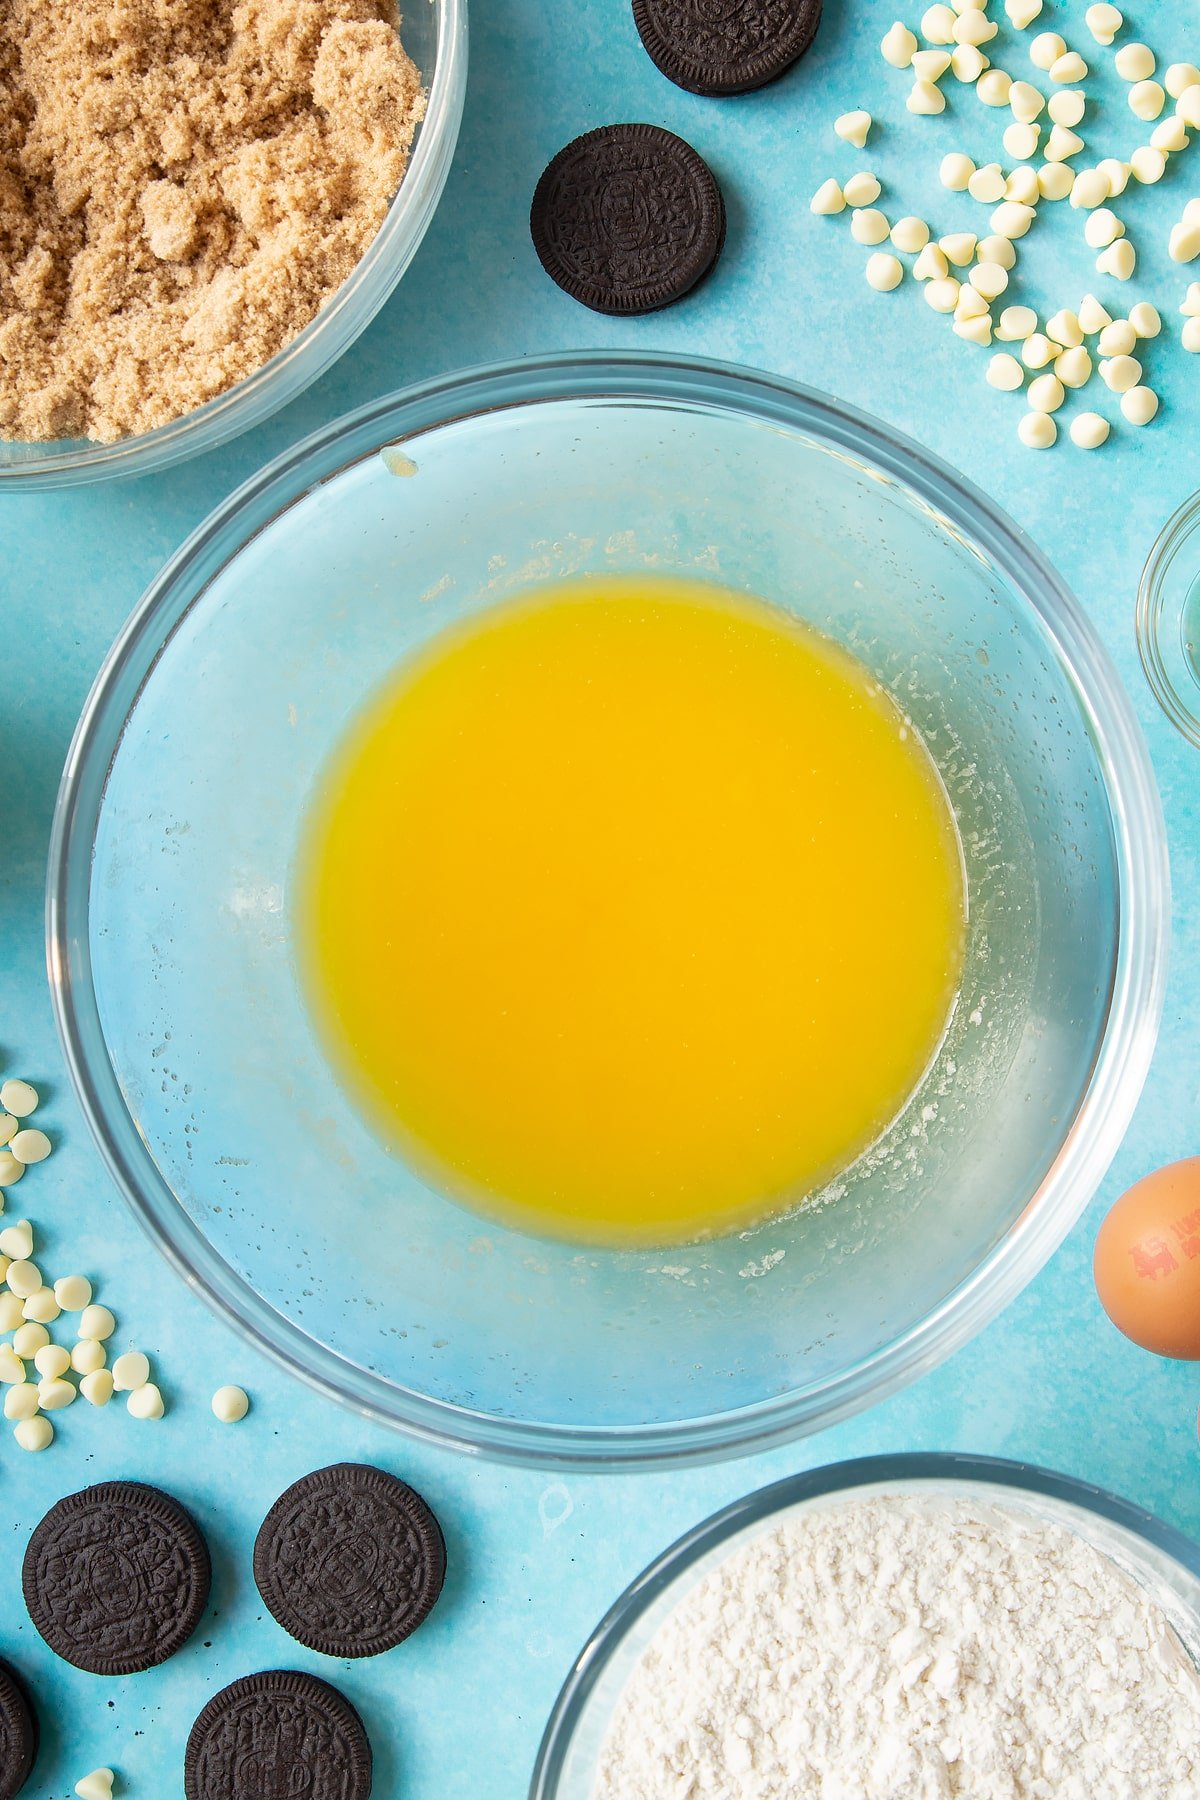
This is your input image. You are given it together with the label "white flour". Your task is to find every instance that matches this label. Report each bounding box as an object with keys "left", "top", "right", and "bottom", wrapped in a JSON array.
[{"left": 593, "top": 1494, "right": 1200, "bottom": 1799}]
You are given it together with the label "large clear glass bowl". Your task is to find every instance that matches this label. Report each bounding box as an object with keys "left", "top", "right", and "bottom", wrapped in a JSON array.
[
  {"left": 0, "top": 0, "right": 466, "bottom": 490},
  {"left": 47, "top": 354, "right": 1169, "bottom": 1467},
  {"left": 1137, "top": 488, "right": 1200, "bottom": 750},
  {"left": 531, "top": 1452, "right": 1200, "bottom": 1796}
]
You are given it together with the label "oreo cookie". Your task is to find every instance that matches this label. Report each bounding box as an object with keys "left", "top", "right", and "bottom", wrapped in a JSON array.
[
  {"left": 531, "top": 124, "right": 726, "bottom": 315},
  {"left": 632, "top": 0, "right": 823, "bottom": 94},
  {"left": 253, "top": 1463, "right": 445, "bottom": 1658},
  {"left": 185, "top": 1671, "right": 371, "bottom": 1800},
  {"left": 22, "top": 1481, "right": 211, "bottom": 1675},
  {"left": 0, "top": 1660, "right": 36, "bottom": 1800}
]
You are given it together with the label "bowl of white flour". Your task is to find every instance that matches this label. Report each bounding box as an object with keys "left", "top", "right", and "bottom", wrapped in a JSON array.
[{"left": 532, "top": 1452, "right": 1200, "bottom": 1800}]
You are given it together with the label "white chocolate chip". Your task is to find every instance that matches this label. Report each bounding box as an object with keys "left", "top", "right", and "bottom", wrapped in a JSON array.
[
  {"left": 1129, "top": 80, "right": 1165, "bottom": 122},
  {"left": 71, "top": 1338, "right": 106, "bottom": 1375},
  {"left": 14, "top": 1415, "right": 53, "bottom": 1451},
  {"left": 0, "top": 1117, "right": 15, "bottom": 1149},
  {"left": 1128, "top": 300, "right": 1161, "bottom": 338},
  {"left": 977, "top": 70, "right": 1013, "bottom": 106},
  {"left": 1096, "top": 158, "right": 1129, "bottom": 197},
  {"left": 954, "top": 9, "right": 995, "bottom": 47},
  {"left": 1115, "top": 42, "right": 1154, "bottom": 82},
  {"left": 0, "top": 1082, "right": 38, "bottom": 1118},
  {"left": 9, "top": 1129, "right": 49, "bottom": 1165},
  {"left": 1170, "top": 220, "right": 1200, "bottom": 263},
  {"left": 34, "top": 1344, "right": 71, "bottom": 1381},
  {"left": 922, "top": 4, "right": 957, "bottom": 44},
  {"left": 1178, "top": 87, "right": 1200, "bottom": 130},
  {"left": 913, "top": 48, "right": 952, "bottom": 83},
  {"left": 811, "top": 179, "right": 845, "bottom": 215},
  {"left": 54, "top": 1274, "right": 92, "bottom": 1311},
  {"left": 835, "top": 110, "right": 873, "bottom": 148},
  {"left": 953, "top": 312, "right": 994, "bottom": 345},
  {"left": 978, "top": 234, "right": 1017, "bottom": 269},
  {"left": 843, "top": 171, "right": 882, "bottom": 206},
  {"left": 1009, "top": 80, "right": 1045, "bottom": 121},
  {"left": 968, "top": 163, "right": 1007, "bottom": 202},
  {"left": 1085, "top": 4, "right": 1122, "bottom": 45},
  {"left": 39, "top": 1377, "right": 76, "bottom": 1411},
  {"left": 914, "top": 243, "right": 950, "bottom": 280},
  {"left": 925, "top": 277, "right": 962, "bottom": 312},
  {"left": 941, "top": 231, "right": 978, "bottom": 265},
  {"left": 852, "top": 208, "right": 891, "bottom": 245},
  {"left": 882, "top": 21, "right": 918, "bottom": 68},
  {"left": 1084, "top": 208, "right": 1124, "bottom": 249},
  {"left": 1121, "top": 386, "right": 1158, "bottom": 424},
  {"left": 1071, "top": 168, "right": 1110, "bottom": 208},
  {"left": 0, "top": 1347, "right": 26, "bottom": 1385},
  {"left": 1004, "top": 121, "right": 1041, "bottom": 159},
  {"left": 79, "top": 1303, "right": 116, "bottom": 1341},
  {"left": 1070, "top": 411, "right": 1110, "bottom": 447},
  {"left": 1046, "top": 308, "right": 1083, "bottom": 346},
  {"left": 0, "top": 1219, "right": 33, "bottom": 1259},
  {"left": 865, "top": 252, "right": 904, "bottom": 291},
  {"left": 1045, "top": 123, "right": 1084, "bottom": 161},
  {"left": 1019, "top": 410, "right": 1057, "bottom": 447},
  {"left": 22, "top": 1288, "right": 60, "bottom": 1325},
  {"left": 1166, "top": 64, "right": 1200, "bottom": 99},
  {"left": 75, "top": 1772, "right": 116, "bottom": 1800},
  {"left": 951, "top": 45, "right": 990, "bottom": 82},
  {"left": 6, "top": 1260, "right": 40, "bottom": 1299},
  {"left": 3, "top": 1383, "right": 39, "bottom": 1422},
  {"left": 909, "top": 79, "right": 948, "bottom": 114},
  {"left": 1021, "top": 331, "right": 1057, "bottom": 368},
  {"left": 987, "top": 352, "right": 1025, "bottom": 389},
  {"left": 1006, "top": 0, "right": 1042, "bottom": 26},
  {"left": 991, "top": 200, "right": 1036, "bottom": 238},
  {"left": 1183, "top": 317, "right": 1200, "bottom": 351},
  {"left": 1055, "top": 346, "right": 1092, "bottom": 387},
  {"left": 1027, "top": 372, "right": 1065, "bottom": 412},
  {"left": 1100, "top": 353, "right": 1141, "bottom": 391},
  {"left": 80, "top": 1368, "right": 114, "bottom": 1406},
  {"left": 1078, "top": 292, "right": 1112, "bottom": 333},
  {"left": 971, "top": 260, "right": 1010, "bottom": 299},
  {"left": 1050, "top": 52, "right": 1088, "bottom": 85},
  {"left": 891, "top": 216, "right": 930, "bottom": 253},
  {"left": 13, "top": 1323, "right": 48, "bottom": 1359},
  {"left": 1097, "top": 238, "right": 1136, "bottom": 279},
  {"left": 955, "top": 285, "right": 990, "bottom": 320},
  {"left": 1151, "top": 116, "right": 1189, "bottom": 153},
  {"left": 212, "top": 1384, "right": 250, "bottom": 1423},
  {"left": 112, "top": 1350, "right": 151, "bottom": 1392},
  {"left": 1048, "top": 89, "right": 1086, "bottom": 127},
  {"left": 127, "top": 1382, "right": 165, "bottom": 1420},
  {"left": 1182, "top": 284, "right": 1200, "bottom": 317},
  {"left": 1098, "top": 318, "right": 1137, "bottom": 355},
  {"left": 941, "top": 152, "right": 976, "bottom": 190},
  {"left": 1129, "top": 147, "right": 1166, "bottom": 186},
  {"left": 1030, "top": 32, "right": 1065, "bottom": 72},
  {"left": 0, "top": 1153, "right": 25, "bottom": 1188},
  {"left": 997, "top": 303, "right": 1038, "bottom": 339},
  {"left": 0, "top": 1293, "right": 22, "bottom": 1332},
  {"left": 1038, "top": 162, "right": 1075, "bottom": 200},
  {"left": 1006, "top": 166, "right": 1040, "bottom": 206}
]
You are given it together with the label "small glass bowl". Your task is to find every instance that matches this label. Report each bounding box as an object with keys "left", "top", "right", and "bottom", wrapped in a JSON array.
[
  {"left": 0, "top": 0, "right": 466, "bottom": 490},
  {"left": 531, "top": 1452, "right": 1200, "bottom": 1797},
  {"left": 1138, "top": 490, "right": 1200, "bottom": 750}
]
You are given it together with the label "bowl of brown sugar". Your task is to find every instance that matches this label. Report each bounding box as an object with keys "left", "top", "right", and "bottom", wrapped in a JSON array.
[{"left": 0, "top": 0, "right": 466, "bottom": 487}]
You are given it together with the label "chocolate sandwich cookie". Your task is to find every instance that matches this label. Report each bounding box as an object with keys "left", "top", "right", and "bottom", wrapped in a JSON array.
[
  {"left": 185, "top": 1671, "right": 372, "bottom": 1800},
  {"left": 22, "top": 1481, "right": 211, "bottom": 1675},
  {"left": 632, "top": 0, "right": 823, "bottom": 94},
  {"left": 0, "top": 1661, "right": 36, "bottom": 1800},
  {"left": 531, "top": 124, "right": 726, "bottom": 315},
  {"left": 253, "top": 1462, "right": 445, "bottom": 1658}
]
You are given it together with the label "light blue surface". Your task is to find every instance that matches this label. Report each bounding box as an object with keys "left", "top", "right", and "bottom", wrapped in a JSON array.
[{"left": 2, "top": 1, "right": 1200, "bottom": 1794}]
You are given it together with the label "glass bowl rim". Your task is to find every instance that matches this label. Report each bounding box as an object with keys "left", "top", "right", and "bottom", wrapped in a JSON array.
[
  {"left": 0, "top": 0, "right": 467, "bottom": 489},
  {"left": 46, "top": 350, "right": 1170, "bottom": 1469},
  {"left": 1137, "top": 486, "right": 1200, "bottom": 750},
  {"left": 529, "top": 1449, "right": 1200, "bottom": 1797}
]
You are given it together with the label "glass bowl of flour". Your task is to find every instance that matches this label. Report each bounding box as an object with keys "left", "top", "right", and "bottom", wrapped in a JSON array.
[{"left": 533, "top": 1452, "right": 1200, "bottom": 1799}]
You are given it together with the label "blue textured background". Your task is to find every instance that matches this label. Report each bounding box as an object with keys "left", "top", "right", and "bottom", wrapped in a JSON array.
[{"left": 3, "top": 1, "right": 1200, "bottom": 1793}]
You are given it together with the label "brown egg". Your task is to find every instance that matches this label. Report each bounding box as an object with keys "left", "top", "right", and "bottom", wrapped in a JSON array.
[{"left": 1094, "top": 1157, "right": 1200, "bottom": 1359}]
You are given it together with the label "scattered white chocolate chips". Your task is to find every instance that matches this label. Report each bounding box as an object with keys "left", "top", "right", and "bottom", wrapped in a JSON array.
[
  {"left": 1115, "top": 42, "right": 1155, "bottom": 83},
  {"left": 127, "top": 1382, "right": 165, "bottom": 1421},
  {"left": 1121, "top": 385, "right": 1159, "bottom": 424},
  {"left": 941, "top": 152, "right": 975, "bottom": 191},
  {"left": 1101, "top": 353, "right": 1142, "bottom": 392},
  {"left": 1030, "top": 31, "right": 1065, "bottom": 72},
  {"left": 892, "top": 216, "right": 931, "bottom": 253},
  {"left": 75, "top": 1771, "right": 116, "bottom": 1800},
  {"left": 987, "top": 352, "right": 1025, "bottom": 389},
  {"left": 835, "top": 110, "right": 873, "bottom": 148},
  {"left": 1018, "top": 410, "right": 1057, "bottom": 447},
  {"left": 0, "top": 1081, "right": 38, "bottom": 1118},
  {"left": 54, "top": 1274, "right": 92, "bottom": 1311},
  {"left": 866, "top": 252, "right": 904, "bottom": 291},
  {"left": 1070, "top": 410, "right": 1110, "bottom": 447},
  {"left": 811, "top": 179, "right": 845, "bottom": 215},
  {"left": 882, "top": 22, "right": 918, "bottom": 68},
  {"left": 212, "top": 1384, "right": 250, "bottom": 1423},
  {"left": 80, "top": 1369, "right": 115, "bottom": 1407},
  {"left": 852, "top": 208, "right": 890, "bottom": 245},
  {"left": 1028, "top": 372, "right": 1065, "bottom": 412},
  {"left": 1085, "top": 4, "right": 1122, "bottom": 46},
  {"left": 843, "top": 171, "right": 882, "bottom": 206},
  {"left": 79, "top": 1304, "right": 116, "bottom": 1341},
  {"left": 111, "top": 1350, "right": 151, "bottom": 1392},
  {"left": 14, "top": 1416, "right": 53, "bottom": 1451},
  {"left": 1097, "top": 239, "right": 1136, "bottom": 280}
]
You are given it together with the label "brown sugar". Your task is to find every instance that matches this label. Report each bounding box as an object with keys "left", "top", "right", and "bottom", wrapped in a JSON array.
[{"left": 0, "top": 0, "right": 425, "bottom": 443}]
